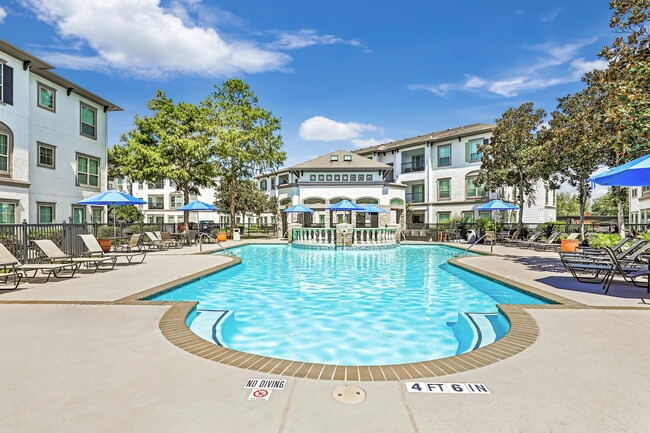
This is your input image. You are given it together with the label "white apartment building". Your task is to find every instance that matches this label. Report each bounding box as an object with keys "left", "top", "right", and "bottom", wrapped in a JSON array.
[
  {"left": 259, "top": 150, "right": 405, "bottom": 235},
  {"left": 629, "top": 186, "right": 650, "bottom": 228},
  {"left": 0, "top": 39, "right": 121, "bottom": 224},
  {"left": 355, "top": 123, "right": 556, "bottom": 226},
  {"left": 109, "top": 178, "right": 226, "bottom": 227}
]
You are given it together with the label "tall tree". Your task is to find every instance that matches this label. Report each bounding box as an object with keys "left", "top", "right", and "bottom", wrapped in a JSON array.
[
  {"left": 110, "top": 90, "right": 219, "bottom": 227},
  {"left": 589, "top": 0, "right": 650, "bottom": 235},
  {"left": 205, "top": 79, "right": 285, "bottom": 231},
  {"left": 592, "top": 188, "right": 629, "bottom": 216},
  {"left": 556, "top": 192, "right": 585, "bottom": 216},
  {"left": 215, "top": 179, "right": 274, "bottom": 230},
  {"left": 544, "top": 87, "right": 605, "bottom": 239},
  {"left": 476, "top": 102, "right": 547, "bottom": 232}
]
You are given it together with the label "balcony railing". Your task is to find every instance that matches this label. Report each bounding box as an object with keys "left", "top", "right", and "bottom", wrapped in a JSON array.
[
  {"left": 401, "top": 161, "right": 425, "bottom": 173},
  {"left": 291, "top": 227, "right": 397, "bottom": 248},
  {"left": 405, "top": 192, "right": 425, "bottom": 203}
]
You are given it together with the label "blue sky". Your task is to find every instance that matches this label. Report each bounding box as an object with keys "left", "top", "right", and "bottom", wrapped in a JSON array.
[{"left": 1, "top": 0, "right": 614, "bottom": 168}]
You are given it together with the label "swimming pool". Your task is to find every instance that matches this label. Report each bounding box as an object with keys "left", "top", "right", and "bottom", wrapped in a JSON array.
[{"left": 152, "top": 244, "right": 547, "bottom": 366}]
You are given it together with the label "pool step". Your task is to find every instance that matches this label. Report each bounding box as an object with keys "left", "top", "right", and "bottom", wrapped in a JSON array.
[
  {"left": 450, "top": 312, "right": 500, "bottom": 355},
  {"left": 190, "top": 309, "right": 231, "bottom": 346}
]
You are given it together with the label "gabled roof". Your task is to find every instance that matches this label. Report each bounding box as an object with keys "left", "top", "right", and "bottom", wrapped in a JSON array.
[
  {"left": 354, "top": 123, "right": 494, "bottom": 155},
  {"left": 0, "top": 39, "right": 122, "bottom": 112},
  {"left": 290, "top": 150, "right": 392, "bottom": 171}
]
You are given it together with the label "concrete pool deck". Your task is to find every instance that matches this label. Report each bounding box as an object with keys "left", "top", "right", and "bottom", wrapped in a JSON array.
[{"left": 0, "top": 240, "right": 649, "bottom": 432}]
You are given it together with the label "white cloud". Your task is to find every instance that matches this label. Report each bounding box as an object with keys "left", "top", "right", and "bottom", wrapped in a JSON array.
[
  {"left": 16, "top": 0, "right": 295, "bottom": 77},
  {"left": 268, "top": 29, "right": 362, "bottom": 50},
  {"left": 0, "top": 7, "right": 6, "bottom": 23},
  {"left": 540, "top": 9, "right": 560, "bottom": 23},
  {"left": 412, "top": 38, "right": 602, "bottom": 98},
  {"left": 299, "top": 116, "right": 379, "bottom": 142},
  {"left": 351, "top": 137, "right": 393, "bottom": 149}
]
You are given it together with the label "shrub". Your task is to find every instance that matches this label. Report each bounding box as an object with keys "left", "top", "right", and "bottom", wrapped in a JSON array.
[{"left": 588, "top": 233, "right": 621, "bottom": 248}]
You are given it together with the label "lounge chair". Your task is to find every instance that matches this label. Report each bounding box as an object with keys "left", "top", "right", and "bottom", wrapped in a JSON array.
[
  {"left": 116, "top": 233, "right": 147, "bottom": 253},
  {"left": 559, "top": 248, "right": 616, "bottom": 291},
  {"left": 143, "top": 232, "right": 169, "bottom": 251},
  {"left": 157, "top": 231, "right": 182, "bottom": 248},
  {"left": 531, "top": 231, "right": 562, "bottom": 251},
  {"left": 505, "top": 231, "right": 541, "bottom": 248},
  {"left": 78, "top": 234, "right": 146, "bottom": 264},
  {"left": 32, "top": 239, "right": 117, "bottom": 272},
  {"left": 0, "top": 261, "right": 23, "bottom": 289},
  {"left": 0, "top": 243, "right": 79, "bottom": 282},
  {"left": 603, "top": 246, "right": 650, "bottom": 293}
]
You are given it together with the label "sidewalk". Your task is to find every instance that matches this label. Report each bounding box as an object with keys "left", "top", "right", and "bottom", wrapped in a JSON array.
[{"left": 1, "top": 240, "right": 648, "bottom": 433}]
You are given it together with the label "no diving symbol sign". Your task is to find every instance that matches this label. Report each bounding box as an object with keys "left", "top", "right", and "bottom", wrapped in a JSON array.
[{"left": 248, "top": 389, "right": 272, "bottom": 400}]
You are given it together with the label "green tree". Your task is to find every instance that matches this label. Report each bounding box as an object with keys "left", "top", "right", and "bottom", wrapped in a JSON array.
[
  {"left": 215, "top": 179, "right": 274, "bottom": 230},
  {"left": 556, "top": 192, "right": 585, "bottom": 216},
  {"left": 591, "top": 188, "right": 629, "bottom": 216},
  {"left": 476, "top": 102, "right": 547, "bottom": 232},
  {"left": 110, "top": 90, "right": 219, "bottom": 227},
  {"left": 544, "top": 87, "right": 605, "bottom": 239},
  {"left": 205, "top": 79, "right": 285, "bottom": 231},
  {"left": 588, "top": 0, "right": 650, "bottom": 234}
]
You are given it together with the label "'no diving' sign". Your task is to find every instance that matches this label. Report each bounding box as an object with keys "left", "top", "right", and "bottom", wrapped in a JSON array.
[{"left": 248, "top": 389, "right": 272, "bottom": 400}]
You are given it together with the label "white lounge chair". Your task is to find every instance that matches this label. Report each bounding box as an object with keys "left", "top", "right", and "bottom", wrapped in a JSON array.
[
  {"left": 78, "top": 234, "right": 146, "bottom": 264},
  {"left": 0, "top": 243, "right": 79, "bottom": 282},
  {"left": 32, "top": 239, "right": 116, "bottom": 271}
]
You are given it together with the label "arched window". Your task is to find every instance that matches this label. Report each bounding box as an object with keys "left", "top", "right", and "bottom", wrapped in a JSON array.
[{"left": 0, "top": 122, "right": 13, "bottom": 176}]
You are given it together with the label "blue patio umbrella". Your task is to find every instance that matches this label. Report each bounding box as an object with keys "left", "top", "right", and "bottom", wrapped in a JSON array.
[
  {"left": 282, "top": 204, "right": 314, "bottom": 213},
  {"left": 360, "top": 204, "right": 388, "bottom": 213},
  {"left": 177, "top": 200, "right": 219, "bottom": 250},
  {"left": 589, "top": 153, "right": 650, "bottom": 186},
  {"left": 326, "top": 199, "right": 365, "bottom": 211},
  {"left": 474, "top": 199, "right": 519, "bottom": 211},
  {"left": 77, "top": 189, "right": 147, "bottom": 236}
]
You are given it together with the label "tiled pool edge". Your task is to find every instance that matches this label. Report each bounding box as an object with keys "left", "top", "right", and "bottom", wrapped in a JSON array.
[{"left": 123, "top": 250, "right": 590, "bottom": 381}]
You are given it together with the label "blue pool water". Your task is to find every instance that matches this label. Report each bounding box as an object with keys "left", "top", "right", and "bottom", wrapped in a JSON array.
[{"left": 152, "top": 244, "right": 547, "bottom": 366}]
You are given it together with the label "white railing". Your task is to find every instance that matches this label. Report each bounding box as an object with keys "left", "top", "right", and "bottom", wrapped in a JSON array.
[{"left": 292, "top": 228, "right": 397, "bottom": 248}]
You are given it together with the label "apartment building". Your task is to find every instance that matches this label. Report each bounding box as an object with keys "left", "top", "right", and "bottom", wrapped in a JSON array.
[
  {"left": 259, "top": 150, "right": 405, "bottom": 234},
  {"left": 0, "top": 39, "right": 120, "bottom": 224},
  {"left": 629, "top": 186, "right": 650, "bottom": 228},
  {"left": 355, "top": 123, "right": 556, "bottom": 226}
]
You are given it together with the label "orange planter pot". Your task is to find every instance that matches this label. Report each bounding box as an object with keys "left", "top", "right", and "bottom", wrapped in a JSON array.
[
  {"left": 217, "top": 232, "right": 227, "bottom": 242},
  {"left": 561, "top": 238, "right": 579, "bottom": 252},
  {"left": 97, "top": 238, "right": 111, "bottom": 252}
]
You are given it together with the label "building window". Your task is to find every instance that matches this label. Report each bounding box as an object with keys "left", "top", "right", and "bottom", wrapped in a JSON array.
[
  {"left": 270, "top": 178, "right": 276, "bottom": 189},
  {"left": 0, "top": 202, "right": 16, "bottom": 223},
  {"left": 170, "top": 194, "right": 183, "bottom": 208},
  {"left": 148, "top": 195, "right": 164, "bottom": 209},
  {"left": 478, "top": 211, "right": 491, "bottom": 220},
  {"left": 0, "top": 62, "right": 13, "bottom": 105},
  {"left": 37, "top": 83, "right": 56, "bottom": 111},
  {"left": 138, "top": 181, "right": 143, "bottom": 189},
  {"left": 631, "top": 188, "right": 638, "bottom": 198},
  {"left": 334, "top": 174, "right": 341, "bottom": 181},
  {"left": 344, "top": 154, "right": 352, "bottom": 161},
  {"left": 318, "top": 174, "right": 324, "bottom": 181},
  {"left": 38, "top": 143, "right": 56, "bottom": 169},
  {"left": 80, "top": 103, "right": 97, "bottom": 139},
  {"left": 77, "top": 155, "right": 99, "bottom": 187},
  {"left": 0, "top": 131, "right": 9, "bottom": 175},
  {"left": 310, "top": 175, "right": 316, "bottom": 181},
  {"left": 38, "top": 203, "right": 55, "bottom": 223},
  {"left": 350, "top": 175, "right": 356, "bottom": 181},
  {"left": 149, "top": 180, "right": 164, "bottom": 189},
  {"left": 260, "top": 179, "right": 268, "bottom": 190},
  {"left": 326, "top": 175, "right": 332, "bottom": 181},
  {"left": 72, "top": 206, "right": 85, "bottom": 223},
  {"left": 463, "top": 211, "right": 474, "bottom": 224},
  {"left": 438, "top": 179, "right": 450, "bottom": 200},
  {"left": 466, "top": 139, "right": 483, "bottom": 162},
  {"left": 366, "top": 174, "right": 372, "bottom": 181},
  {"left": 407, "top": 184, "right": 424, "bottom": 203},
  {"left": 342, "top": 174, "right": 348, "bottom": 181},
  {"left": 438, "top": 144, "right": 451, "bottom": 166},
  {"left": 466, "top": 176, "right": 487, "bottom": 198},
  {"left": 330, "top": 155, "right": 339, "bottom": 161},
  {"left": 91, "top": 208, "right": 102, "bottom": 223},
  {"left": 438, "top": 212, "right": 451, "bottom": 224}
]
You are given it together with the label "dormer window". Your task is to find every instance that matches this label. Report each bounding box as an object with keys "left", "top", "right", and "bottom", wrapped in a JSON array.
[
  {"left": 330, "top": 155, "right": 339, "bottom": 161},
  {"left": 343, "top": 154, "right": 352, "bottom": 161}
]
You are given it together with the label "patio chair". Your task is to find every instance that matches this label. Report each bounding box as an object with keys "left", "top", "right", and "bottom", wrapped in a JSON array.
[
  {"left": 143, "top": 232, "right": 169, "bottom": 251},
  {"left": 603, "top": 246, "right": 650, "bottom": 294},
  {"left": 0, "top": 243, "right": 79, "bottom": 282},
  {"left": 32, "top": 239, "right": 117, "bottom": 272},
  {"left": 531, "top": 231, "right": 562, "bottom": 251},
  {"left": 158, "top": 231, "right": 182, "bottom": 248},
  {"left": 496, "top": 230, "right": 511, "bottom": 244},
  {"left": 78, "top": 234, "right": 147, "bottom": 265},
  {"left": 0, "top": 261, "right": 23, "bottom": 289},
  {"left": 559, "top": 248, "right": 616, "bottom": 292},
  {"left": 506, "top": 231, "right": 541, "bottom": 248},
  {"left": 115, "top": 233, "right": 147, "bottom": 253}
]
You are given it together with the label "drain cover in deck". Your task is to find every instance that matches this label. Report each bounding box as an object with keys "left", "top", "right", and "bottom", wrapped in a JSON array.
[{"left": 332, "top": 385, "right": 366, "bottom": 404}]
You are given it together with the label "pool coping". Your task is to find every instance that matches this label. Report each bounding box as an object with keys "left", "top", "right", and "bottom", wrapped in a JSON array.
[{"left": 111, "top": 244, "right": 599, "bottom": 381}]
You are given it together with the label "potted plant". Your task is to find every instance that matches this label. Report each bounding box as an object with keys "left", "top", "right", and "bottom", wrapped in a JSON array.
[{"left": 96, "top": 226, "right": 115, "bottom": 252}]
